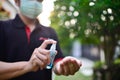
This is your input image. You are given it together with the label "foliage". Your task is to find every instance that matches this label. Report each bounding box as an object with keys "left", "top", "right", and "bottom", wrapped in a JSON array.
[
  {"left": 114, "top": 58, "right": 120, "bottom": 64},
  {"left": 50, "top": 0, "right": 120, "bottom": 64},
  {"left": 93, "top": 61, "right": 120, "bottom": 80},
  {"left": 94, "top": 61, "right": 105, "bottom": 69},
  {"left": 50, "top": 1, "right": 120, "bottom": 79}
]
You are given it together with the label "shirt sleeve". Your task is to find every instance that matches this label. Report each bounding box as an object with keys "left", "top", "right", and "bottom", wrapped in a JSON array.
[
  {"left": 48, "top": 27, "right": 64, "bottom": 61},
  {"left": 0, "top": 21, "right": 6, "bottom": 61}
]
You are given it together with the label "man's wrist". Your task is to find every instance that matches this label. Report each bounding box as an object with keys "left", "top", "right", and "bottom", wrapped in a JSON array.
[
  {"left": 53, "top": 62, "right": 61, "bottom": 75},
  {"left": 23, "top": 61, "right": 33, "bottom": 73},
  {"left": 53, "top": 65, "right": 59, "bottom": 75}
]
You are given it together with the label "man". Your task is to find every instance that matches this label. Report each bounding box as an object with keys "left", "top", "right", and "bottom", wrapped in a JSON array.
[{"left": 0, "top": 0, "right": 82, "bottom": 80}]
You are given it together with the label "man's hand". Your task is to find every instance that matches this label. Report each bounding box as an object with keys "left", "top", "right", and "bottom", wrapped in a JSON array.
[
  {"left": 53, "top": 56, "right": 82, "bottom": 76},
  {"left": 27, "top": 39, "right": 57, "bottom": 72},
  {"left": 0, "top": 39, "right": 57, "bottom": 79}
]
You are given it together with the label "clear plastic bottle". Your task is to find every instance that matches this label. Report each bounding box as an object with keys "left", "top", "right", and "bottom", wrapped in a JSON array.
[{"left": 46, "top": 43, "right": 57, "bottom": 69}]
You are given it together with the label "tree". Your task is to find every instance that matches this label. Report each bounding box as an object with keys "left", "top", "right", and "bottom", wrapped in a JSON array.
[{"left": 50, "top": 0, "right": 120, "bottom": 80}]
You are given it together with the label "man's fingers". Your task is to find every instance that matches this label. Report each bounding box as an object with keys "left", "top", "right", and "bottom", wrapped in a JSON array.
[
  {"left": 69, "top": 60, "right": 79, "bottom": 75},
  {"left": 37, "top": 48, "right": 50, "bottom": 55},
  {"left": 63, "top": 61, "right": 70, "bottom": 76},
  {"left": 55, "top": 61, "right": 64, "bottom": 75},
  {"left": 39, "top": 39, "right": 57, "bottom": 49}
]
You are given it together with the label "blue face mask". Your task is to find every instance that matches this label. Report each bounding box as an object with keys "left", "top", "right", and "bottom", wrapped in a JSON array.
[{"left": 20, "top": 0, "right": 43, "bottom": 19}]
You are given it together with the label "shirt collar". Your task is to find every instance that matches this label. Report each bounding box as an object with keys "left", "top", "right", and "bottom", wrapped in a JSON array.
[
  {"left": 12, "top": 14, "right": 41, "bottom": 29},
  {"left": 13, "top": 14, "right": 26, "bottom": 28}
]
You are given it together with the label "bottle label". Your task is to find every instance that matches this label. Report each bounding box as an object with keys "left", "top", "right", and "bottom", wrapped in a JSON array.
[{"left": 46, "top": 43, "right": 57, "bottom": 69}]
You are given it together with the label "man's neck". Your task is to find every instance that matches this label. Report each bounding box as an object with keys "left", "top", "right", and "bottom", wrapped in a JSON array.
[{"left": 19, "top": 13, "right": 36, "bottom": 32}]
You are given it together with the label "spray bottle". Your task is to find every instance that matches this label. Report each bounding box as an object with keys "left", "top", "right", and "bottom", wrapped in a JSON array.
[{"left": 46, "top": 43, "right": 57, "bottom": 69}]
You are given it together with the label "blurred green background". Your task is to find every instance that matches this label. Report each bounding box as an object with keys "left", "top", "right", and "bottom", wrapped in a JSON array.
[
  {"left": 55, "top": 71, "right": 92, "bottom": 80},
  {"left": 1, "top": 0, "right": 120, "bottom": 80},
  {"left": 50, "top": 0, "right": 120, "bottom": 80}
]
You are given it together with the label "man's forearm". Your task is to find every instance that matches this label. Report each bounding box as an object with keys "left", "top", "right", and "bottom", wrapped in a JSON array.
[{"left": 0, "top": 61, "right": 31, "bottom": 80}]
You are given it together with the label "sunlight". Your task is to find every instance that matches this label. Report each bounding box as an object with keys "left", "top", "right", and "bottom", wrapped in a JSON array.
[{"left": 38, "top": 0, "right": 55, "bottom": 26}]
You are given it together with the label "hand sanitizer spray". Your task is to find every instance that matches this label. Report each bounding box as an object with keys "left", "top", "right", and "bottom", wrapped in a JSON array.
[{"left": 46, "top": 43, "right": 57, "bottom": 69}]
